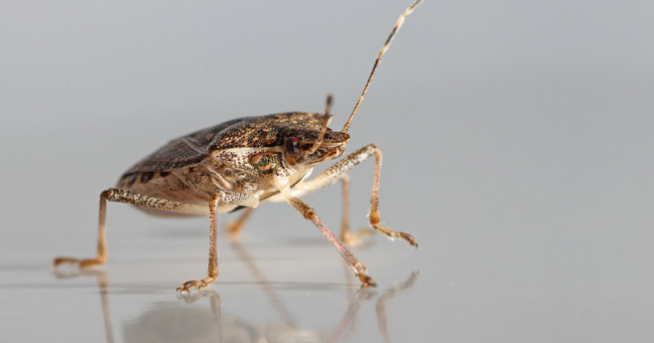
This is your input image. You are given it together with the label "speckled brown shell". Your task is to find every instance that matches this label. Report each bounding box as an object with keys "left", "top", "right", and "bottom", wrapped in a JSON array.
[{"left": 121, "top": 112, "right": 346, "bottom": 176}]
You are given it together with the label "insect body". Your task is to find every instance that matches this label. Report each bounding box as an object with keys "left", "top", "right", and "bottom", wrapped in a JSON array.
[
  {"left": 115, "top": 112, "right": 349, "bottom": 215},
  {"left": 53, "top": 0, "right": 423, "bottom": 292}
]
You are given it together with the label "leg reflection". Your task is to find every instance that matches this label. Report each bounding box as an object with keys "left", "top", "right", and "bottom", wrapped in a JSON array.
[
  {"left": 53, "top": 268, "right": 115, "bottom": 343},
  {"left": 53, "top": 238, "right": 420, "bottom": 342},
  {"left": 376, "top": 271, "right": 420, "bottom": 343},
  {"left": 328, "top": 285, "right": 376, "bottom": 343},
  {"left": 178, "top": 290, "right": 223, "bottom": 342},
  {"left": 95, "top": 270, "right": 116, "bottom": 343},
  {"left": 229, "top": 237, "right": 296, "bottom": 328},
  {"left": 330, "top": 270, "right": 420, "bottom": 343}
]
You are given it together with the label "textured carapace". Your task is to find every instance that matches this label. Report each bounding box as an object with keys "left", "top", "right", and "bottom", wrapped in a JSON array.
[
  {"left": 117, "top": 112, "right": 350, "bottom": 209},
  {"left": 121, "top": 112, "right": 348, "bottom": 175}
]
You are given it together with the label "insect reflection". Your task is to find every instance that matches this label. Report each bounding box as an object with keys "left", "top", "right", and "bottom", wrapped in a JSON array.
[{"left": 54, "top": 240, "right": 419, "bottom": 343}]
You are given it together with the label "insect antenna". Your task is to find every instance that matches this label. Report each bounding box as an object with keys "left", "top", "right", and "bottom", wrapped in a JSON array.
[
  {"left": 307, "top": 93, "right": 333, "bottom": 154},
  {"left": 324, "top": 92, "right": 333, "bottom": 116},
  {"left": 341, "top": 0, "right": 424, "bottom": 133}
]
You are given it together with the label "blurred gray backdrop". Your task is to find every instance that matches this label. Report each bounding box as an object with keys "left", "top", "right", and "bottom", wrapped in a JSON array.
[{"left": 2, "top": 0, "right": 654, "bottom": 342}]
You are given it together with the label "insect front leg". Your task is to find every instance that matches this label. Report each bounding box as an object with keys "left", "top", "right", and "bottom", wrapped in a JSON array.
[
  {"left": 283, "top": 194, "right": 376, "bottom": 287},
  {"left": 286, "top": 144, "right": 418, "bottom": 247},
  {"left": 53, "top": 188, "right": 211, "bottom": 269},
  {"left": 177, "top": 190, "right": 259, "bottom": 293}
]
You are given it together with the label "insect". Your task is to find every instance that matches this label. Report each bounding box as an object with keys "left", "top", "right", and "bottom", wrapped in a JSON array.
[{"left": 53, "top": 0, "right": 423, "bottom": 292}]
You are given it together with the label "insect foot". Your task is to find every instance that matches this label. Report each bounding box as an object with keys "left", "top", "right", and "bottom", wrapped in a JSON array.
[
  {"left": 52, "top": 257, "right": 106, "bottom": 269},
  {"left": 51, "top": 257, "right": 107, "bottom": 279},
  {"left": 358, "top": 273, "right": 378, "bottom": 288},
  {"left": 340, "top": 227, "right": 375, "bottom": 247},
  {"left": 371, "top": 224, "right": 419, "bottom": 248},
  {"left": 369, "top": 212, "right": 418, "bottom": 247},
  {"left": 176, "top": 277, "right": 216, "bottom": 294}
]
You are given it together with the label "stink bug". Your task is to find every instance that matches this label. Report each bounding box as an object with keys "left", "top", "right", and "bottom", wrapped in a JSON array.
[{"left": 54, "top": 0, "right": 423, "bottom": 292}]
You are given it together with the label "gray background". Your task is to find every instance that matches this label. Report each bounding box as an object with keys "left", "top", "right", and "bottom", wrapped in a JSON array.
[{"left": 2, "top": 0, "right": 654, "bottom": 342}]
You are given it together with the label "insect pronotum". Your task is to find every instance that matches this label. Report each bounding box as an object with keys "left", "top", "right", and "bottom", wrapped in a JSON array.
[{"left": 53, "top": 0, "right": 424, "bottom": 292}]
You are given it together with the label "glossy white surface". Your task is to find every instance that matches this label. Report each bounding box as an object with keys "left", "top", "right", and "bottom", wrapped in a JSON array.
[{"left": 2, "top": 0, "right": 654, "bottom": 342}]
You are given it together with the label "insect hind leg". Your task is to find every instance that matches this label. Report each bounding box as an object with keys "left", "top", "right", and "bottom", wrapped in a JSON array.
[
  {"left": 52, "top": 188, "right": 211, "bottom": 270},
  {"left": 52, "top": 189, "right": 112, "bottom": 269}
]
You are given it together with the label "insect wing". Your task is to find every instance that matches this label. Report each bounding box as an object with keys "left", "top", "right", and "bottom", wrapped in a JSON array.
[{"left": 123, "top": 118, "right": 243, "bottom": 174}]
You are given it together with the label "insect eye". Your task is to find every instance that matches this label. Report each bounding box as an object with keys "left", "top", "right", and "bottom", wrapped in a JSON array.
[{"left": 284, "top": 137, "right": 301, "bottom": 157}]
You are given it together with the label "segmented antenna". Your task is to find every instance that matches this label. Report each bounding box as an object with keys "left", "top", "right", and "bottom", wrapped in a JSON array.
[
  {"left": 307, "top": 93, "right": 333, "bottom": 154},
  {"left": 341, "top": 0, "right": 424, "bottom": 133}
]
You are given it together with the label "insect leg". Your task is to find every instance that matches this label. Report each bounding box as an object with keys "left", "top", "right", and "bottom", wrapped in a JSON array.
[
  {"left": 225, "top": 207, "right": 255, "bottom": 239},
  {"left": 283, "top": 144, "right": 418, "bottom": 247},
  {"left": 177, "top": 190, "right": 258, "bottom": 293},
  {"left": 53, "top": 188, "right": 211, "bottom": 269},
  {"left": 339, "top": 174, "right": 373, "bottom": 245},
  {"left": 284, "top": 195, "right": 376, "bottom": 287}
]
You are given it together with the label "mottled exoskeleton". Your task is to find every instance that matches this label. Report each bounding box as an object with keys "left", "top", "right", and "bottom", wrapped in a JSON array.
[{"left": 54, "top": 0, "right": 423, "bottom": 292}]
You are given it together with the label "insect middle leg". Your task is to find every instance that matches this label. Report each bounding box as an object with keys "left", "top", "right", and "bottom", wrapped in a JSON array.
[
  {"left": 175, "top": 190, "right": 258, "bottom": 293},
  {"left": 338, "top": 174, "right": 373, "bottom": 245},
  {"left": 225, "top": 207, "right": 255, "bottom": 239},
  {"left": 284, "top": 144, "right": 418, "bottom": 247}
]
